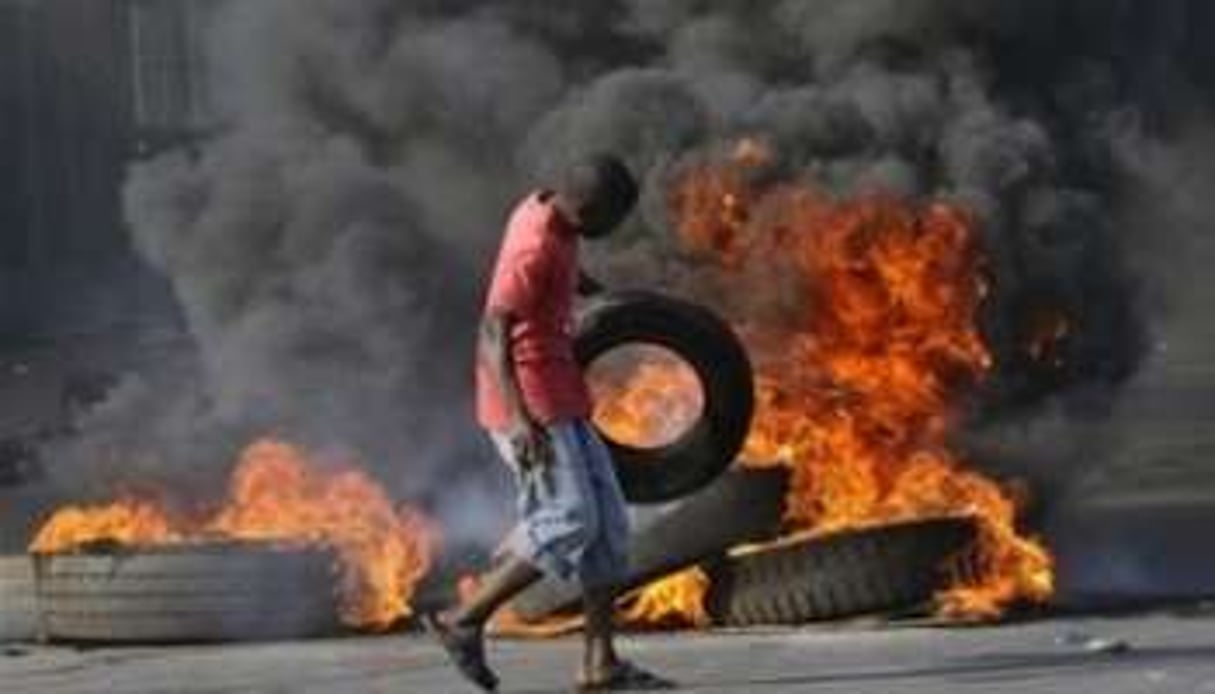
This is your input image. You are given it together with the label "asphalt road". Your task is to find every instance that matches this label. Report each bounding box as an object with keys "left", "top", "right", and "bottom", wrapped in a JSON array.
[{"left": 2, "top": 611, "right": 1214, "bottom": 693}]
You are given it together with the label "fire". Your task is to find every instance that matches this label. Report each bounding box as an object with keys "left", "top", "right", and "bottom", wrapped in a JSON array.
[
  {"left": 618, "top": 568, "right": 712, "bottom": 629},
  {"left": 458, "top": 567, "right": 711, "bottom": 637},
  {"left": 590, "top": 346, "right": 704, "bottom": 448},
  {"left": 30, "top": 439, "right": 436, "bottom": 630},
  {"left": 29, "top": 497, "right": 181, "bottom": 551},
  {"left": 592, "top": 148, "right": 1054, "bottom": 627}
]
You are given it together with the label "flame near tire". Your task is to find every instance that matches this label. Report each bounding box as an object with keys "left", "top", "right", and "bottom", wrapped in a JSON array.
[
  {"left": 30, "top": 439, "right": 437, "bottom": 630},
  {"left": 601, "top": 141, "right": 1053, "bottom": 626}
]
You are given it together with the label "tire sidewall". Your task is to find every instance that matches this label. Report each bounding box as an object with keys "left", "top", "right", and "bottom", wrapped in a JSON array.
[{"left": 575, "top": 291, "right": 754, "bottom": 504}]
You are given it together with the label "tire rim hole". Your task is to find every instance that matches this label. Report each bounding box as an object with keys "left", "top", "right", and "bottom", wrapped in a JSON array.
[{"left": 588, "top": 343, "right": 705, "bottom": 450}]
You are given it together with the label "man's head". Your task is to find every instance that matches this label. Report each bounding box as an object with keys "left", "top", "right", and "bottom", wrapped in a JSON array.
[{"left": 554, "top": 154, "right": 638, "bottom": 240}]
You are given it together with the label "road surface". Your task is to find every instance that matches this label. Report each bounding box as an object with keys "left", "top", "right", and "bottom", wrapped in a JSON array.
[{"left": 3, "top": 611, "right": 1215, "bottom": 693}]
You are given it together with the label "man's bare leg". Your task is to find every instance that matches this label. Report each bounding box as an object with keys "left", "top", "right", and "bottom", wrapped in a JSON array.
[
  {"left": 583, "top": 586, "right": 621, "bottom": 678},
  {"left": 427, "top": 554, "right": 543, "bottom": 692},
  {"left": 578, "top": 587, "right": 676, "bottom": 690},
  {"left": 451, "top": 554, "right": 544, "bottom": 628}
]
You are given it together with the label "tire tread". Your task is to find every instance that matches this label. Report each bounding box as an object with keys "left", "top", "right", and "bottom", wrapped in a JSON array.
[{"left": 712, "top": 517, "right": 977, "bottom": 626}]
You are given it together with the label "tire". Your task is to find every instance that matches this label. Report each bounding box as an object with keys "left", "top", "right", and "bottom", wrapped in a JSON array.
[
  {"left": 511, "top": 468, "right": 788, "bottom": 621},
  {"left": 576, "top": 291, "right": 754, "bottom": 504},
  {"left": 35, "top": 543, "right": 340, "bottom": 643},
  {"left": 707, "top": 517, "right": 978, "bottom": 626},
  {"left": 0, "top": 556, "right": 37, "bottom": 642}
]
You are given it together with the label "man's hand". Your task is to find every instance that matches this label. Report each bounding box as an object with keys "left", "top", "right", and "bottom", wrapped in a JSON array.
[{"left": 507, "top": 418, "right": 553, "bottom": 470}]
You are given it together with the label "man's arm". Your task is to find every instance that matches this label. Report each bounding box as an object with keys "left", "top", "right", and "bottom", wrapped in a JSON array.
[
  {"left": 480, "top": 309, "right": 552, "bottom": 468},
  {"left": 479, "top": 310, "right": 527, "bottom": 427}
]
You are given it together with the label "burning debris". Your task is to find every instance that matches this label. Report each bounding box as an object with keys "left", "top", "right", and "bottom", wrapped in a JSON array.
[
  {"left": 591, "top": 149, "right": 1053, "bottom": 626},
  {"left": 31, "top": 439, "right": 436, "bottom": 630}
]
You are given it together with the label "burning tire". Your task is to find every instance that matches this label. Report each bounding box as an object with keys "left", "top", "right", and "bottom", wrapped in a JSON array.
[
  {"left": 511, "top": 468, "right": 788, "bottom": 621},
  {"left": 0, "top": 556, "right": 37, "bottom": 642},
  {"left": 34, "top": 543, "right": 340, "bottom": 643},
  {"left": 707, "top": 517, "right": 977, "bottom": 626},
  {"left": 576, "top": 291, "right": 754, "bottom": 504}
]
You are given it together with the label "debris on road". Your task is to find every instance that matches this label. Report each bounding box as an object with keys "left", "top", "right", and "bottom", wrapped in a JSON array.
[{"left": 1055, "top": 630, "right": 1132, "bottom": 655}]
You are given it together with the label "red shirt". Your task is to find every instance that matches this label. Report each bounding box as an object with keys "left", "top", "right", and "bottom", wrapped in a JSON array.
[{"left": 476, "top": 192, "right": 592, "bottom": 431}]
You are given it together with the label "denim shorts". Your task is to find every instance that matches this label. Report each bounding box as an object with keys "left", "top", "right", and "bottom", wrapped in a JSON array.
[{"left": 491, "top": 419, "right": 630, "bottom": 589}]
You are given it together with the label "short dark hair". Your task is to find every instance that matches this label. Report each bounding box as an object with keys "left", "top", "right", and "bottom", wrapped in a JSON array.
[{"left": 558, "top": 153, "right": 639, "bottom": 212}]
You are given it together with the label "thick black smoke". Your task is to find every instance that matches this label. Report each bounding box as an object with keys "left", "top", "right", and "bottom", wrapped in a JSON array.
[{"left": 41, "top": 1, "right": 1215, "bottom": 535}]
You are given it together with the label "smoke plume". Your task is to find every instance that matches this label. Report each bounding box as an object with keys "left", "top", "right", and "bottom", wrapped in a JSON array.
[{"left": 36, "top": 1, "right": 1215, "bottom": 537}]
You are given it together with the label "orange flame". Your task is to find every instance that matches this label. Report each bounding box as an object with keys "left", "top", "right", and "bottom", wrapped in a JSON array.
[
  {"left": 30, "top": 439, "right": 436, "bottom": 630},
  {"left": 458, "top": 567, "right": 712, "bottom": 637},
  {"left": 591, "top": 149, "right": 1054, "bottom": 627},
  {"left": 618, "top": 568, "right": 712, "bottom": 629},
  {"left": 29, "top": 497, "right": 182, "bottom": 551},
  {"left": 590, "top": 347, "right": 704, "bottom": 448}
]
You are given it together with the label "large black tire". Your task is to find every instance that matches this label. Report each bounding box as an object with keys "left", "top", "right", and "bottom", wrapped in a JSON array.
[
  {"left": 576, "top": 291, "right": 754, "bottom": 504},
  {"left": 0, "top": 556, "right": 37, "bottom": 642},
  {"left": 707, "top": 517, "right": 978, "bottom": 626},
  {"left": 511, "top": 468, "right": 788, "bottom": 621},
  {"left": 34, "top": 543, "right": 340, "bottom": 643}
]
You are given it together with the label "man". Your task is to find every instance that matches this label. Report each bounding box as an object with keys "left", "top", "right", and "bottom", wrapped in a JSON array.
[{"left": 425, "top": 154, "right": 673, "bottom": 692}]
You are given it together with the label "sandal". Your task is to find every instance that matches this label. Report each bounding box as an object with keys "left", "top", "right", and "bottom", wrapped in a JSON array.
[
  {"left": 422, "top": 612, "right": 499, "bottom": 692},
  {"left": 576, "top": 660, "right": 677, "bottom": 692}
]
